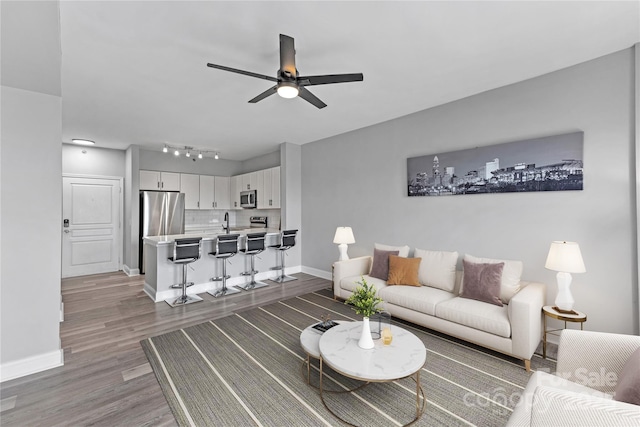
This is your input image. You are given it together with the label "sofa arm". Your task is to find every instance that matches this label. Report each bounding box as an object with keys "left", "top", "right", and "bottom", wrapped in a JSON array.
[
  {"left": 508, "top": 281, "right": 546, "bottom": 361},
  {"left": 333, "top": 256, "right": 372, "bottom": 298},
  {"left": 556, "top": 330, "right": 640, "bottom": 394},
  {"left": 530, "top": 386, "right": 640, "bottom": 426}
]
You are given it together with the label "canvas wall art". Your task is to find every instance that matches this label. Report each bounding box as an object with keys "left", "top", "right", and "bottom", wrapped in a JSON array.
[{"left": 407, "top": 132, "right": 583, "bottom": 197}]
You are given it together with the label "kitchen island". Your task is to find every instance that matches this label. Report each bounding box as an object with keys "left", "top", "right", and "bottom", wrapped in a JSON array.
[{"left": 143, "top": 228, "right": 283, "bottom": 302}]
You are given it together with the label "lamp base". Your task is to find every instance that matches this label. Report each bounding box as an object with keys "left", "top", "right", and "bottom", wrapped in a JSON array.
[
  {"left": 552, "top": 306, "right": 579, "bottom": 315},
  {"left": 337, "top": 243, "right": 349, "bottom": 261}
]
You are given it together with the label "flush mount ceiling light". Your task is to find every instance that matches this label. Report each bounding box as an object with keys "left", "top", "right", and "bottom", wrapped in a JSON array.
[{"left": 72, "top": 139, "right": 95, "bottom": 146}]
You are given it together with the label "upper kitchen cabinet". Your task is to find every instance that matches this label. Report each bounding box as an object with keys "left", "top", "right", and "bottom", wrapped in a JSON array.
[
  {"left": 201, "top": 175, "right": 231, "bottom": 210},
  {"left": 214, "top": 176, "right": 230, "bottom": 210},
  {"left": 241, "top": 172, "right": 258, "bottom": 191},
  {"left": 230, "top": 175, "right": 241, "bottom": 210},
  {"left": 257, "top": 166, "right": 280, "bottom": 209},
  {"left": 140, "top": 170, "right": 180, "bottom": 191},
  {"left": 180, "top": 173, "right": 200, "bottom": 209}
]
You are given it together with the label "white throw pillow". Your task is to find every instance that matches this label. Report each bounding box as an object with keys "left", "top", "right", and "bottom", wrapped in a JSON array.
[
  {"left": 374, "top": 243, "right": 410, "bottom": 258},
  {"left": 414, "top": 248, "right": 458, "bottom": 292},
  {"left": 463, "top": 254, "right": 523, "bottom": 303}
]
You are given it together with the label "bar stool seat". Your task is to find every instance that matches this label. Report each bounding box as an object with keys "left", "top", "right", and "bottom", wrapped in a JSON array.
[
  {"left": 208, "top": 234, "right": 241, "bottom": 298},
  {"left": 269, "top": 229, "right": 298, "bottom": 283},
  {"left": 166, "top": 237, "right": 203, "bottom": 307},
  {"left": 238, "top": 232, "right": 269, "bottom": 291}
]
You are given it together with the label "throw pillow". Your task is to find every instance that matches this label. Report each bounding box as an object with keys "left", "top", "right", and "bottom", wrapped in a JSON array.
[
  {"left": 614, "top": 347, "right": 640, "bottom": 405},
  {"left": 414, "top": 248, "right": 458, "bottom": 292},
  {"left": 369, "top": 248, "right": 400, "bottom": 281},
  {"left": 460, "top": 260, "right": 504, "bottom": 307},
  {"left": 387, "top": 255, "right": 421, "bottom": 286},
  {"left": 374, "top": 242, "right": 410, "bottom": 258},
  {"left": 464, "top": 254, "right": 523, "bottom": 303}
]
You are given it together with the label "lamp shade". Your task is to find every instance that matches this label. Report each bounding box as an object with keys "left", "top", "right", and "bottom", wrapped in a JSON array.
[
  {"left": 333, "top": 227, "right": 355, "bottom": 244},
  {"left": 545, "top": 241, "right": 586, "bottom": 273}
]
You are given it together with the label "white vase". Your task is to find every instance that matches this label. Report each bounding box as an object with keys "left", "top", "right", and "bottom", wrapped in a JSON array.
[{"left": 358, "top": 317, "right": 375, "bottom": 349}]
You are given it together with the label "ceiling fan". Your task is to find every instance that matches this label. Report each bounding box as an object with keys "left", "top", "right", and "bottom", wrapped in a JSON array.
[{"left": 206, "top": 34, "right": 363, "bottom": 109}]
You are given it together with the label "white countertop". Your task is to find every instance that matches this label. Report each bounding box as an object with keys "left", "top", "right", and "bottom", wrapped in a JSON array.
[{"left": 144, "top": 227, "right": 282, "bottom": 246}]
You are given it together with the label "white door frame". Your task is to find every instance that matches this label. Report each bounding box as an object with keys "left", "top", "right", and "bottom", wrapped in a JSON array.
[{"left": 62, "top": 173, "right": 124, "bottom": 274}]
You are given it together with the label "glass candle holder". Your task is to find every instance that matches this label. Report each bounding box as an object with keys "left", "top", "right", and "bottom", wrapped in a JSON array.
[{"left": 379, "top": 312, "right": 392, "bottom": 345}]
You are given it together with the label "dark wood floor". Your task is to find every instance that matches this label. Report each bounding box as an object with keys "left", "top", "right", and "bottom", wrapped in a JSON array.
[{"left": 0, "top": 271, "right": 331, "bottom": 426}]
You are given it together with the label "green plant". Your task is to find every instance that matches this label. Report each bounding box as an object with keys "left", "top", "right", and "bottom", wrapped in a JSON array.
[{"left": 345, "top": 276, "right": 383, "bottom": 318}]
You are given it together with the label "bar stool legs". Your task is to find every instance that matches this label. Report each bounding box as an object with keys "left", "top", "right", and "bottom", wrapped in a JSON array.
[
  {"left": 269, "top": 229, "right": 298, "bottom": 283},
  {"left": 167, "top": 263, "right": 203, "bottom": 307},
  {"left": 238, "top": 252, "right": 269, "bottom": 290},
  {"left": 208, "top": 255, "right": 241, "bottom": 297}
]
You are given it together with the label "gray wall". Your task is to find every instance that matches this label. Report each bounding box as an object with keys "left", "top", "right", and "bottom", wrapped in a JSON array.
[
  {"left": 302, "top": 47, "right": 638, "bottom": 336},
  {"left": 62, "top": 143, "right": 125, "bottom": 177},
  {"left": 241, "top": 150, "right": 280, "bottom": 173}
]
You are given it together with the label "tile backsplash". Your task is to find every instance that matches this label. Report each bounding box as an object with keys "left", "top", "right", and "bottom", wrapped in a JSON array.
[{"left": 185, "top": 209, "right": 281, "bottom": 229}]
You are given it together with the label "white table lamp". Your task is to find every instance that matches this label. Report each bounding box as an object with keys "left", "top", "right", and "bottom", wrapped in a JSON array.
[
  {"left": 333, "top": 227, "right": 355, "bottom": 261},
  {"left": 544, "top": 241, "right": 586, "bottom": 313}
]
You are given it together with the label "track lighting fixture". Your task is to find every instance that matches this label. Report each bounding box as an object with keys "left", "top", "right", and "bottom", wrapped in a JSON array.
[{"left": 161, "top": 144, "right": 220, "bottom": 160}]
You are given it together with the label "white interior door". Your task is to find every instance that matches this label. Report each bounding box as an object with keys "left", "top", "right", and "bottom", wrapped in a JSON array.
[{"left": 62, "top": 176, "right": 122, "bottom": 277}]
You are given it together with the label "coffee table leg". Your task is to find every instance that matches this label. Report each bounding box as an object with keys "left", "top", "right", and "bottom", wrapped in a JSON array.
[
  {"left": 307, "top": 355, "right": 311, "bottom": 385},
  {"left": 319, "top": 357, "right": 324, "bottom": 398}
]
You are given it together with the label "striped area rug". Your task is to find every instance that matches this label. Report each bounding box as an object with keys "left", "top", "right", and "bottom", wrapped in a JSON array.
[{"left": 141, "top": 288, "right": 555, "bottom": 426}]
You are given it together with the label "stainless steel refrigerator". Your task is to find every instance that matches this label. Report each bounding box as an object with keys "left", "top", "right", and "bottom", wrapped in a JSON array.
[{"left": 139, "top": 191, "right": 185, "bottom": 273}]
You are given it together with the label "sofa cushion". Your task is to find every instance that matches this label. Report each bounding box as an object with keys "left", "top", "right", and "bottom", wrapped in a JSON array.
[
  {"left": 369, "top": 248, "right": 399, "bottom": 281},
  {"left": 375, "top": 242, "right": 410, "bottom": 258},
  {"left": 379, "top": 284, "right": 454, "bottom": 316},
  {"left": 413, "top": 248, "right": 458, "bottom": 292},
  {"left": 460, "top": 259, "right": 504, "bottom": 307},
  {"left": 464, "top": 254, "right": 523, "bottom": 303},
  {"left": 387, "top": 255, "right": 421, "bottom": 286},
  {"left": 340, "top": 275, "right": 387, "bottom": 294},
  {"left": 614, "top": 347, "right": 640, "bottom": 405},
  {"left": 435, "top": 296, "right": 511, "bottom": 337}
]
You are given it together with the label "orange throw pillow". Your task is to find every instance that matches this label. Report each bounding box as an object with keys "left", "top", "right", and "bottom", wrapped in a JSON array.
[{"left": 387, "top": 255, "right": 421, "bottom": 286}]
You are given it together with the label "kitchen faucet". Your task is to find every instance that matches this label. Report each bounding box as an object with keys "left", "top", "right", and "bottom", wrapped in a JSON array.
[{"left": 223, "top": 212, "right": 229, "bottom": 233}]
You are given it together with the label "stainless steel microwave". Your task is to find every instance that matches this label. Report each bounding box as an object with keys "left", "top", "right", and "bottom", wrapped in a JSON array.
[{"left": 240, "top": 190, "right": 257, "bottom": 208}]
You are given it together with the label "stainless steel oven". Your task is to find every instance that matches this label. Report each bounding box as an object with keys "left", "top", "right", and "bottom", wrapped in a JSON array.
[{"left": 240, "top": 190, "right": 257, "bottom": 208}]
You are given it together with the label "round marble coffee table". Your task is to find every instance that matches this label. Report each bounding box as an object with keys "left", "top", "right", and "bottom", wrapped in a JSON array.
[{"left": 318, "top": 321, "right": 426, "bottom": 426}]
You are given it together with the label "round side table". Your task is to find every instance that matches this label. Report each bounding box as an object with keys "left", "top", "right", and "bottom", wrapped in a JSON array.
[{"left": 542, "top": 305, "right": 587, "bottom": 359}]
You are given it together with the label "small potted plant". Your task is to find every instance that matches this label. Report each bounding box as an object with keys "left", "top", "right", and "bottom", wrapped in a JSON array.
[{"left": 345, "top": 277, "right": 383, "bottom": 349}]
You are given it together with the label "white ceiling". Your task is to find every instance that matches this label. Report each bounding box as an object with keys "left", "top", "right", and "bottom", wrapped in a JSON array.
[{"left": 56, "top": 1, "right": 639, "bottom": 161}]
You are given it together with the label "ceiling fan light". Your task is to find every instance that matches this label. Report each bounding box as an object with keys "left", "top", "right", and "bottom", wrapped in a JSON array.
[{"left": 277, "top": 83, "right": 299, "bottom": 99}]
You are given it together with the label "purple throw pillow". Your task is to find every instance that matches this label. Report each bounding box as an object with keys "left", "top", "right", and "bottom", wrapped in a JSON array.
[
  {"left": 369, "top": 248, "right": 400, "bottom": 281},
  {"left": 614, "top": 347, "right": 640, "bottom": 405},
  {"left": 460, "top": 260, "right": 504, "bottom": 307}
]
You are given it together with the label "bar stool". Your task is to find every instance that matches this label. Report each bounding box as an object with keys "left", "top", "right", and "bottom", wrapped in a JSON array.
[
  {"left": 208, "top": 234, "right": 241, "bottom": 298},
  {"left": 238, "top": 232, "right": 269, "bottom": 291},
  {"left": 166, "top": 237, "right": 203, "bottom": 307},
  {"left": 269, "top": 229, "right": 298, "bottom": 283}
]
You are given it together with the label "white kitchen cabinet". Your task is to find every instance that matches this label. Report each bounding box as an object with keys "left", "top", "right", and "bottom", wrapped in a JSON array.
[
  {"left": 180, "top": 173, "right": 200, "bottom": 209},
  {"left": 241, "top": 172, "right": 258, "bottom": 191},
  {"left": 271, "top": 166, "right": 281, "bottom": 208},
  {"left": 214, "top": 176, "right": 230, "bottom": 210},
  {"left": 199, "top": 175, "right": 215, "bottom": 209},
  {"left": 230, "top": 175, "right": 241, "bottom": 209},
  {"left": 139, "top": 170, "right": 181, "bottom": 191}
]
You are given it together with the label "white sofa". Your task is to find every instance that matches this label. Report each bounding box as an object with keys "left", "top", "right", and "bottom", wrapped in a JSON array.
[
  {"left": 507, "top": 329, "right": 640, "bottom": 426},
  {"left": 333, "top": 249, "right": 546, "bottom": 371}
]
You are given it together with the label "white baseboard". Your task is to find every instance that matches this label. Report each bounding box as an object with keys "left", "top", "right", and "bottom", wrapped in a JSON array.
[
  {"left": 123, "top": 264, "right": 140, "bottom": 276},
  {"left": 1, "top": 349, "right": 64, "bottom": 383},
  {"left": 144, "top": 265, "right": 304, "bottom": 303},
  {"left": 302, "top": 266, "right": 332, "bottom": 280},
  {"left": 60, "top": 301, "right": 64, "bottom": 322}
]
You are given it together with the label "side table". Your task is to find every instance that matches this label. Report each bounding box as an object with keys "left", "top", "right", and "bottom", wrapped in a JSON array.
[{"left": 542, "top": 305, "right": 587, "bottom": 358}]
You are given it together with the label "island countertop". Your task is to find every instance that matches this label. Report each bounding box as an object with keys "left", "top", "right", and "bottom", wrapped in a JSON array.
[{"left": 143, "top": 227, "right": 282, "bottom": 246}]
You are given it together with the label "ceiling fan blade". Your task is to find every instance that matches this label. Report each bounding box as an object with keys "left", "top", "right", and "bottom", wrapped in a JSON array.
[
  {"left": 248, "top": 85, "right": 278, "bottom": 103},
  {"left": 298, "top": 73, "right": 364, "bottom": 86},
  {"left": 298, "top": 87, "right": 327, "bottom": 109},
  {"left": 207, "top": 63, "right": 278, "bottom": 82},
  {"left": 279, "top": 34, "right": 297, "bottom": 77}
]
